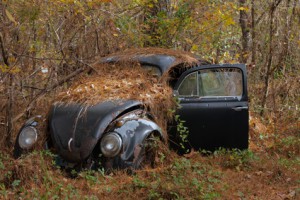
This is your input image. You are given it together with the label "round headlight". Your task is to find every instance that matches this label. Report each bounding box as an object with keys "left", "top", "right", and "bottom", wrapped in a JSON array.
[
  {"left": 100, "top": 132, "right": 122, "bottom": 157},
  {"left": 18, "top": 126, "right": 38, "bottom": 149}
]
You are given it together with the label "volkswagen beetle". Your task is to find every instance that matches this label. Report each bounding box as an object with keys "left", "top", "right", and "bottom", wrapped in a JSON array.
[{"left": 14, "top": 48, "right": 249, "bottom": 171}]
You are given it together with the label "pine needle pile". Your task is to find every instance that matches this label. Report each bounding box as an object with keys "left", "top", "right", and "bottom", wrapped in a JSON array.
[{"left": 56, "top": 62, "right": 176, "bottom": 133}]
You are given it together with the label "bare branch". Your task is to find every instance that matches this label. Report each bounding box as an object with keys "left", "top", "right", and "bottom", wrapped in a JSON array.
[{"left": 13, "top": 66, "right": 86, "bottom": 123}]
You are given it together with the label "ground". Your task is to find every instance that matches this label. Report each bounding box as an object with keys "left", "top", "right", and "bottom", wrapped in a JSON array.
[{"left": 0, "top": 114, "right": 299, "bottom": 199}]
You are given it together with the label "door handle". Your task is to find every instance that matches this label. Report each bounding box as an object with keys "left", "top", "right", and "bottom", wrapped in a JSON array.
[{"left": 232, "top": 106, "right": 248, "bottom": 111}]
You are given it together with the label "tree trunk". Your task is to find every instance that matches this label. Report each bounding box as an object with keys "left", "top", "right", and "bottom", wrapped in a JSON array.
[
  {"left": 251, "top": 0, "right": 256, "bottom": 66},
  {"left": 271, "top": 0, "right": 296, "bottom": 74},
  {"left": 239, "top": 0, "right": 250, "bottom": 63},
  {"left": 260, "top": 0, "right": 283, "bottom": 116},
  {"left": 0, "top": 26, "right": 13, "bottom": 147}
]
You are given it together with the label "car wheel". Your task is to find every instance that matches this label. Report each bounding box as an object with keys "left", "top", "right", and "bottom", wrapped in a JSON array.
[{"left": 133, "top": 133, "right": 160, "bottom": 170}]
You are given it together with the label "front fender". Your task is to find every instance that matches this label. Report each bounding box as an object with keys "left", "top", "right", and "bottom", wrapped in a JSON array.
[
  {"left": 108, "top": 118, "right": 163, "bottom": 168},
  {"left": 49, "top": 100, "right": 143, "bottom": 163}
]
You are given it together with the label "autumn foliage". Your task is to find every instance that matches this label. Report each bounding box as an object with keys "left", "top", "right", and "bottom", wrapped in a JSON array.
[{"left": 0, "top": 0, "right": 299, "bottom": 199}]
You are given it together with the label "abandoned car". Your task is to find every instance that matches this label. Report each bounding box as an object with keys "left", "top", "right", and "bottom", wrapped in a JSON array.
[{"left": 14, "top": 48, "right": 249, "bottom": 170}]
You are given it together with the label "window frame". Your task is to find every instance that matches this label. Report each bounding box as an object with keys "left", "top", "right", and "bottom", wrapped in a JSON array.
[{"left": 175, "top": 64, "right": 247, "bottom": 101}]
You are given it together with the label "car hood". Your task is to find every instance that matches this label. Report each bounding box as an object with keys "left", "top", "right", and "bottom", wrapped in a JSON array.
[{"left": 48, "top": 100, "right": 142, "bottom": 162}]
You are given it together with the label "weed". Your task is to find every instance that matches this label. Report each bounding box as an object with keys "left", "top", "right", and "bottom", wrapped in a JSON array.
[
  {"left": 11, "top": 179, "right": 21, "bottom": 188},
  {"left": 171, "top": 98, "right": 190, "bottom": 154},
  {"left": 0, "top": 158, "right": 4, "bottom": 170},
  {"left": 148, "top": 188, "right": 161, "bottom": 199},
  {"left": 214, "top": 148, "right": 257, "bottom": 170},
  {"left": 133, "top": 176, "right": 147, "bottom": 188},
  {"left": 0, "top": 183, "right": 8, "bottom": 198},
  {"left": 79, "top": 170, "right": 100, "bottom": 186},
  {"left": 271, "top": 135, "right": 300, "bottom": 157},
  {"left": 158, "top": 152, "right": 166, "bottom": 163},
  {"left": 278, "top": 157, "right": 300, "bottom": 171},
  {"left": 203, "top": 190, "right": 221, "bottom": 200},
  {"left": 172, "top": 157, "right": 191, "bottom": 171},
  {"left": 174, "top": 114, "right": 190, "bottom": 153}
]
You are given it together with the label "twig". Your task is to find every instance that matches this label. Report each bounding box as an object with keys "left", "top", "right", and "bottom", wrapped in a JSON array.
[
  {"left": 13, "top": 67, "right": 86, "bottom": 123},
  {"left": 21, "top": 85, "right": 44, "bottom": 90},
  {"left": 73, "top": 56, "right": 100, "bottom": 75}
]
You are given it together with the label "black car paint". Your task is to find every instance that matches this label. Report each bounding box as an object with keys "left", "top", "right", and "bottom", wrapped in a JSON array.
[
  {"left": 101, "top": 55, "right": 177, "bottom": 74},
  {"left": 48, "top": 100, "right": 163, "bottom": 165},
  {"left": 171, "top": 64, "right": 249, "bottom": 152}
]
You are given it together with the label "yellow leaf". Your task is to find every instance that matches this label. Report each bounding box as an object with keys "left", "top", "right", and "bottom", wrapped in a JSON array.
[
  {"left": 191, "top": 44, "right": 198, "bottom": 52},
  {"left": 11, "top": 66, "right": 21, "bottom": 74},
  {"left": 0, "top": 65, "right": 9, "bottom": 73},
  {"left": 225, "top": 17, "right": 235, "bottom": 26},
  {"left": 148, "top": 3, "right": 154, "bottom": 8},
  {"left": 239, "top": 7, "right": 249, "bottom": 12},
  {"left": 184, "top": 38, "right": 193, "bottom": 44},
  {"left": 5, "top": 9, "right": 17, "bottom": 25},
  {"left": 8, "top": 57, "right": 16, "bottom": 64},
  {"left": 113, "top": 33, "right": 119, "bottom": 37}
]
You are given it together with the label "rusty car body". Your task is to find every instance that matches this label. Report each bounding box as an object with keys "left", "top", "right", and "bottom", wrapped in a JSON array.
[{"left": 14, "top": 48, "right": 249, "bottom": 171}]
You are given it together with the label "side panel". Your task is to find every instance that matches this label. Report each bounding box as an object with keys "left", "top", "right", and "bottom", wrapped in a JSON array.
[{"left": 177, "top": 100, "right": 248, "bottom": 150}]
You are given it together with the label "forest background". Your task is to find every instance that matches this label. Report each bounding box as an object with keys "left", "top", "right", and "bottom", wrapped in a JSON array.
[{"left": 0, "top": 0, "right": 299, "bottom": 199}]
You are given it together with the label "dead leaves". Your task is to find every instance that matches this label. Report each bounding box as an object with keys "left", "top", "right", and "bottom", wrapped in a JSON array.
[{"left": 56, "top": 63, "right": 176, "bottom": 135}]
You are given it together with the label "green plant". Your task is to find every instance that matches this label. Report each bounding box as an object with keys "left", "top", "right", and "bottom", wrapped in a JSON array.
[
  {"left": 214, "top": 148, "right": 257, "bottom": 170},
  {"left": 172, "top": 97, "right": 190, "bottom": 153},
  {"left": 174, "top": 114, "right": 189, "bottom": 151},
  {"left": 79, "top": 170, "right": 99, "bottom": 186},
  {"left": 11, "top": 180, "right": 21, "bottom": 188},
  {"left": 0, "top": 183, "right": 7, "bottom": 198},
  {"left": 132, "top": 176, "right": 147, "bottom": 188}
]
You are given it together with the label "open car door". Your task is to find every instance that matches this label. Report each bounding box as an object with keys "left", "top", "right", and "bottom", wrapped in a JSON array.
[{"left": 172, "top": 64, "right": 249, "bottom": 152}]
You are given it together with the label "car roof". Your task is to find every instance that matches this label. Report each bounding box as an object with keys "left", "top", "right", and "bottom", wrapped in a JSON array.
[{"left": 98, "top": 47, "right": 210, "bottom": 74}]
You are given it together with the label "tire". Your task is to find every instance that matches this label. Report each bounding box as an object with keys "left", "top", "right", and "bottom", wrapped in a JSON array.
[{"left": 133, "top": 133, "right": 160, "bottom": 170}]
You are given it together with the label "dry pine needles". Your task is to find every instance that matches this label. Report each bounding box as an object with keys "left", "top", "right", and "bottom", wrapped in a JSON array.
[{"left": 56, "top": 62, "right": 176, "bottom": 133}]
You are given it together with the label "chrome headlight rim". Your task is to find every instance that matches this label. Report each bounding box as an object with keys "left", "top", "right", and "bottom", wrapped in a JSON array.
[
  {"left": 18, "top": 126, "right": 38, "bottom": 150},
  {"left": 100, "top": 132, "right": 122, "bottom": 158}
]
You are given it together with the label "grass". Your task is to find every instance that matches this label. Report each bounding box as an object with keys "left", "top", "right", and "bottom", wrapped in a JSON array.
[
  {"left": 0, "top": 150, "right": 223, "bottom": 199},
  {"left": 0, "top": 119, "right": 299, "bottom": 199}
]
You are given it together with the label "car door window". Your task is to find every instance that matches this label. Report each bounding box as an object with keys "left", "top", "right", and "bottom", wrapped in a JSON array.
[
  {"left": 178, "top": 68, "right": 243, "bottom": 98},
  {"left": 178, "top": 72, "right": 198, "bottom": 96},
  {"left": 199, "top": 68, "right": 243, "bottom": 97}
]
